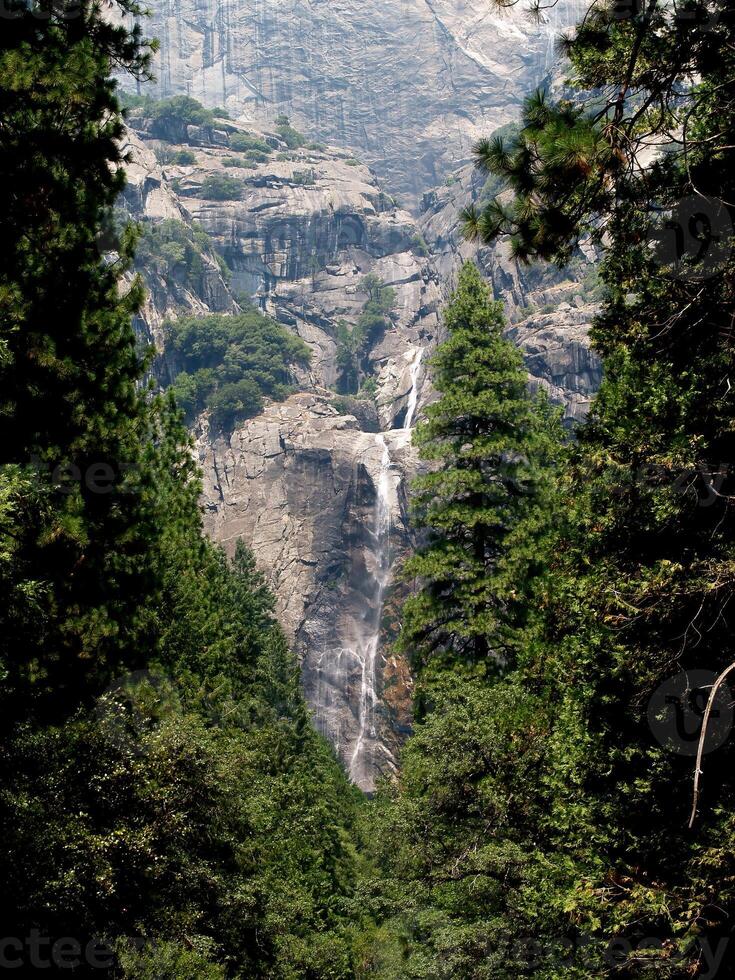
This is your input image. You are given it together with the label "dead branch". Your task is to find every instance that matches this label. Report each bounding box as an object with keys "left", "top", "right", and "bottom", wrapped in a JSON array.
[{"left": 688, "top": 660, "right": 735, "bottom": 828}]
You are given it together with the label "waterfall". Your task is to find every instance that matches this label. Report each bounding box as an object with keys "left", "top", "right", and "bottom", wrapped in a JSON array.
[
  {"left": 403, "top": 348, "right": 424, "bottom": 431},
  {"left": 542, "top": 0, "right": 588, "bottom": 75},
  {"left": 348, "top": 349, "right": 423, "bottom": 788},
  {"left": 348, "top": 433, "right": 393, "bottom": 790}
]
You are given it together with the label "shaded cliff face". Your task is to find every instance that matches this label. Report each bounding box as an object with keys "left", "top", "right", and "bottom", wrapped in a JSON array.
[
  {"left": 121, "top": 0, "right": 588, "bottom": 204},
  {"left": 197, "top": 396, "right": 417, "bottom": 789}
]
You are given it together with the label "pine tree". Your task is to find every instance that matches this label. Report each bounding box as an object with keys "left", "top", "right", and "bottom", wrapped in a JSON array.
[
  {"left": 360, "top": 263, "right": 563, "bottom": 977},
  {"left": 445, "top": 0, "right": 735, "bottom": 973},
  {"left": 0, "top": 0, "right": 163, "bottom": 718},
  {"left": 0, "top": 6, "right": 362, "bottom": 976},
  {"left": 399, "top": 261, "right": 562, "bottom": 676}
]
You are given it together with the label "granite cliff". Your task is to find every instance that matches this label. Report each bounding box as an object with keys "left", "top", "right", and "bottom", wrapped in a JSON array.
[
  {"left": 419, "top": 163, "right": 602, "bottom": 424},
  {"left": 119, "top": 0, "right": 588, "bottom": 204},
  {"left": 119, "top": 15, "right": 601, "bottom": 786},
  {"left": 121, "top": 116, "right": 437, "bottom": 786}
]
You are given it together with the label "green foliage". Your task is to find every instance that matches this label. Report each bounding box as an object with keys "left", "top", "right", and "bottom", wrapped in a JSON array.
[
  {"left": 171, "top": 148, "right": 196, "bottom": 165},
  {"left": 0, "top": 0, "right": 157, "bottom": 713},
  {"left": 275, "top": 115, "right": 307, "bottom": 150},
  {"left": 462, "top": 89, "right": 615, "bottom": 264},
  {"left": 358, "top": 376, "right": 377, "bottom": 399},
  {"left": 0, "top": 10, "right": 360, "bottom": 978},
  {"left": 241, "top": 149, "right": 268, "bottom": 163},
  {"left": 356, "top": 265, "right": 563, "bottom": 978},
  {"left": 153, "top": 145, "right": 197, "bottom": 166},
  {"left": 229, "top": 132, "right": 272, "bottom": 154},
  {"left": 134, "top": 218, "right": 228, "bottom": 287},
  {"left": 166, "top": 311, "right": 310, "bottom": 429},
  {"left": 475, "top": 124, "right": 518, "bottom": 209},
  {"left": 334, "top": 276, "right": 396, "bottom": 395},
  {"left": 199, "top": 173, "right": 242, "bottom": 201},
  {"left": 124, "top": 95, "right": 217, "bottom": 141},
  {"left": 2, "top": 529, "right": 362, "bottom": 978},
  {"left": 208, "top": 378, "right": 264, "bottom": 430},
  {"left": 150, "top": 95, "right": 214, "bottom": 130},
  {"left": 370, "top": 2, "right": 735, "bottom": 976},
  {"left": 119, "top": 90, "right": 158, "bottom": 113},
  {"left": 292, "top": 169, "right": 316, "bottom": 186},
  {"left": 409, "top": 232, "right": 429, "bottom": 257},
  {"left": 13, "top": 3, "right": 735, "bottom": 979},
  {"left": 399, "top": 262, "right": 563, "bottom": 673},
  {"left": 222, "top": 156, "right": 258, "bottom": 170}
]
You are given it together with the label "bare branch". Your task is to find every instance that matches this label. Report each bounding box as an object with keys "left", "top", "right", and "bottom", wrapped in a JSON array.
[{"left": 688, "top": 661, "right": 735, "bottom": 828}]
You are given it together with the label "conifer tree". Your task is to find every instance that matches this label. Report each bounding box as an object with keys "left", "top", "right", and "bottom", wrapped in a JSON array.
[
  {"left": 433, "top": 0, "right": 735, "bottom": 973},
  {"left": 368, "top": 5, "right": 735, "bottom": 975},
  {"left": 0, "top": 6, "right": 361, "bottom": 976},
  {"left": 361, "top": 264, "right": 563, "bottom": 977},
  {"left": 400, "top": 261, "right": 561, "bottom": 675},
  {"left": 0, "top": 0, "right": 162, "bottom": 718}
]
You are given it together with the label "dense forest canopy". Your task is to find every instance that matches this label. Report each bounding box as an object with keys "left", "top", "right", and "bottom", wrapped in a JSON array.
[
  {"left": 166, "top": 310, "right": 311, "bottom": 430},
  {"left": 0, "top": 4, "right": 360, "bottom": 976},
  {"left": 383, "top": 0, "right": 735, "bottom": 975},
  {"left": 1, "top": 0, "right": 734, "bottom": 977}
]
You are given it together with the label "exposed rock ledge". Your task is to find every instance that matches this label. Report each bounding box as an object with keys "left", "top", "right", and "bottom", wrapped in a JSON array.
[
  {"left": 197, "top": 393, "right": 418, "bottom": 790},
  {"left": 119, "top": 117, "right": 602, "bottom": 787}
]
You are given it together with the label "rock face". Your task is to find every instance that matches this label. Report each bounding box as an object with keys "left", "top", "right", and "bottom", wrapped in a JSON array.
[
  {"left": 419, "top": 164, "right": 603, "bottom": 424},
  {"left": 123, "top": 114, "right": 444, "bottom": 418},
  {"left": 121, "top": 118, "right": 436, "bottom": 789},
  {"left": 120, "top": 74, "right": 601, "bottom": 788},
  {"left": 119, "top": 131, "right": 239, "bottom": 353},
  {"left": 120, "top": 0, "right": 589, "bottom": 204},
  {"left": 196, "top": 395, "right": 417, "bottom": 789}
]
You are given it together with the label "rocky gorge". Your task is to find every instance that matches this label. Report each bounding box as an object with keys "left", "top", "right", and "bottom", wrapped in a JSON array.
[{"left": 118, "top": 10, "right": 602, "bottom": 788}]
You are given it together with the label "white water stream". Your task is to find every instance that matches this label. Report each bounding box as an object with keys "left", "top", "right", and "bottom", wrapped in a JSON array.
[
  {"left": 403, "top": 348, "right": 424, "bottom": 431},
  {"left": 347, "top": 347, "right": 424, "bottom": 789},
  {"left": 348, "top": 432, "right": 393, "bottom": 788}
]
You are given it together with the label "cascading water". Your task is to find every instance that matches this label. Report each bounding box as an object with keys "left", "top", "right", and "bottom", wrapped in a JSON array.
[
  {"left": 311, "top": 347, "right": 424, "bottom": 792},
  {"left": 403, "top": 348, "right": 424, "bottom": 431},
  {"left": 541, "top": 0, "right": 588, "bottom": 75},
  {"left": 348, "top": 432, "right": 393, "bottom": 790}
]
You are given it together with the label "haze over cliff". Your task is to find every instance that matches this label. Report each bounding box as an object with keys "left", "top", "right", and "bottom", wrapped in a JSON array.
[{"left": 123, "top": 0, "right": 587, "bottom": 203}]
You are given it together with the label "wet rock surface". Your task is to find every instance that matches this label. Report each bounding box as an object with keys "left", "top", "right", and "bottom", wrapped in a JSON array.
[{"left": 196, "top": 395, "right": 418, "bottom": 790}]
